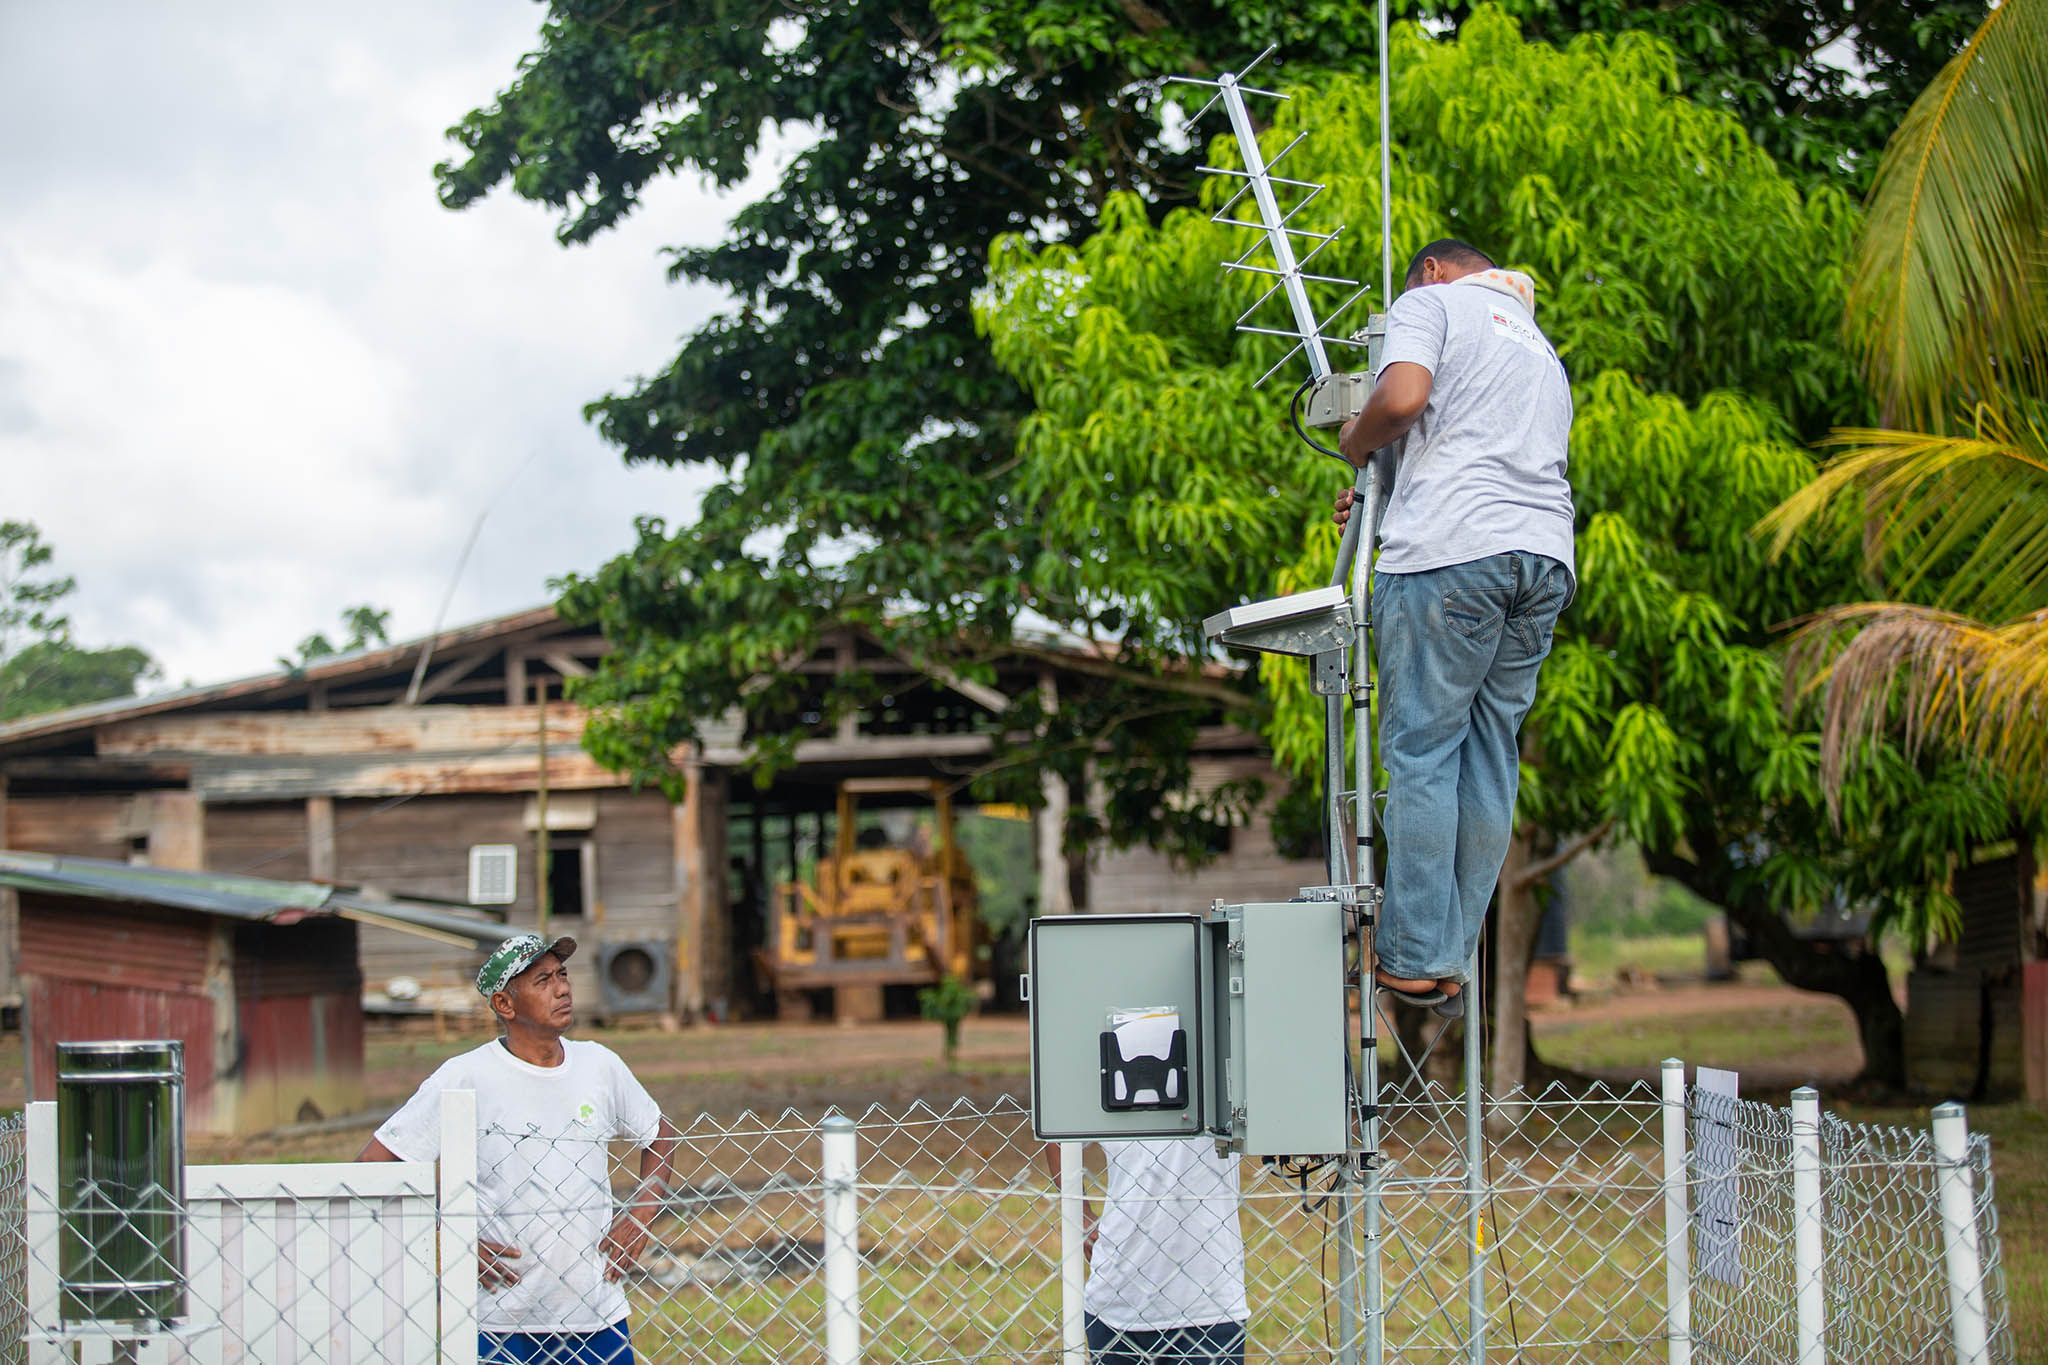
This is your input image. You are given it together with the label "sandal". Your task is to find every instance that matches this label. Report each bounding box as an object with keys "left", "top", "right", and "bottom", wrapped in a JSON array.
[{"left": 1373, "top": 969, "right": 1446, "bottom": 1007}]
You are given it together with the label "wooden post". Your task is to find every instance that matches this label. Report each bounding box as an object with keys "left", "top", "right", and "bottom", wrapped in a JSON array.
[
  {"left": 306, "top": 796, "right": 336, "bottom": 881},
  {"left": 674, "top": 758, "right": 706, "bottom": 1021},
  {"left": 701, "top": 773, "right": 730, "bottom": 1015},
  {"left": 148, "top": 790, "right": 205, "bottom": 871},
  {"left": 534, "top": 679, "right": 551, "bottom": 941}
]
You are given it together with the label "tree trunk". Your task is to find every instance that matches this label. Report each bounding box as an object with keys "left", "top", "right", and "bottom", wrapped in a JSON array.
[
  {"left": 1645, "top": 834, "right": 1906, "bottom": 1091},
  {"left": 1489, "top": 825, "right": 1543, "bottom": 1107}
]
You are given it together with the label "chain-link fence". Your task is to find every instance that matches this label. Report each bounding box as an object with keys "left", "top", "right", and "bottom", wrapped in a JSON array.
[
  {"left": 0, "top": 1073, "right": 2014, "bottom": 1363},
  {"left": 0, "top": 1114, "right": 24, "bottom": 1365},
  {"left": 1683, "top": 1085, "right": 2013, "bottom": 1365}
]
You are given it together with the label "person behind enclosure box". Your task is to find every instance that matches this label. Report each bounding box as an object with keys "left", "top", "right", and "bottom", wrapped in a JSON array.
[{"left": 1046, "top": 1138, "right": 1249, "bottom": 1364}]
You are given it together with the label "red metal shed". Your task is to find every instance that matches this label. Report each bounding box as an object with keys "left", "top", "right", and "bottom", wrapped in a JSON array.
[{"left": 0, "top": 851, "right": 508, "bottom": 1135}]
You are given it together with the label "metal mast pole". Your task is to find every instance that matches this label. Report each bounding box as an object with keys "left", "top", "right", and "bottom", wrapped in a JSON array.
[
  {"left": 1362, "top": 0, "right": 1397, "bottom": 1358},
  {"left": 1187, "top": 33, "right": 1427, "bottom": 1363}
]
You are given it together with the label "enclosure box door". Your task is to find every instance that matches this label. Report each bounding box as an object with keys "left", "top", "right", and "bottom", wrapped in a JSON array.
[
  {"left": 1026, "top": 914, "right": 1212, "bottom": 1140},
  {"left": 1026, "top": 904, "right": 1348, "bottom": 1153},
  {"left": 1215, "top": 901, "right": 1348, "bottom": 1156}
]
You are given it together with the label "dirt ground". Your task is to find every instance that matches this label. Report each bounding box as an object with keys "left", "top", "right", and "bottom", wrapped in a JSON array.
[{"left": 0, "top": 971, "right": 1869, "bottom": 1163}]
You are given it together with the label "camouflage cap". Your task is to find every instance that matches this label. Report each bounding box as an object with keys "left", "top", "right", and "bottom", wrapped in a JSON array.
[{"left": 476, "top": 932, "right": 578, "bottom": 997}]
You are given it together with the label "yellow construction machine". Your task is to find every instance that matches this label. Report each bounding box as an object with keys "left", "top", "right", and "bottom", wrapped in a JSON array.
[{"left": 759, "top": 778, "right": 981, "bottom": 1006}]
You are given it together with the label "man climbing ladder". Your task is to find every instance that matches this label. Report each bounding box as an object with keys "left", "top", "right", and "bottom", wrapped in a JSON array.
[{"left": 1333, "top": 239, "right": 1576, "bottom": 1013}]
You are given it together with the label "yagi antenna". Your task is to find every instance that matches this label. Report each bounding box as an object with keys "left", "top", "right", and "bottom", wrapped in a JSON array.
[{"left": 1170, "top": 54, "right": 1372, "bottom": 389}]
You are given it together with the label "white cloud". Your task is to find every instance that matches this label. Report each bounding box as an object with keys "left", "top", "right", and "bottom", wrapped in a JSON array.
[{"left": 0, "top": 0, "right": 782, "bottom": 687}]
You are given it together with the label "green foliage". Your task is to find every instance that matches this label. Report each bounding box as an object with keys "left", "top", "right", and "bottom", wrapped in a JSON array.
[
  {"left": 0, "top": 642, "right": 159, "bottom": 723},
  {"left": 1841, "top": 0, "right": 2048, "bottom": 427},
  {"left": 283, "top": 604, "right": 391, "bottom": 669},
  {"left": 977, "top": 7, "right": 2013, "bottom": 958},
  {"left": 944, "top": 0, "right": 1984, "bottom": 193},
  {"left": 954, "top": 811, "right": 1037, "bottom": 937},
  {"left": 1568, "top": 844, "right": 1717, "bottom": 939},
  {"left": 0, "top": 521, "right": 74, "bottom": 665},
  {"left": 440, "top": 0, "right": 1972, "bottom": 857},
  {"left": 917, "top": 973, "right": 979, "bottom": 1064},
  {"left": 1484, "top": 0, "right": 1988, "bottom": 191},
  {"left": 0, "top": 522, "right": 159, "bottom": 722},
  {"left": 1765, "top": 0, "right": 2048, "bottom": 814}
]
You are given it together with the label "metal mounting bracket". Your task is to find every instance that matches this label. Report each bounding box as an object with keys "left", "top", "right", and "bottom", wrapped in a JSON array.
[{"left": 1203, "top": 585, "right": 1354, "bottom": 658}]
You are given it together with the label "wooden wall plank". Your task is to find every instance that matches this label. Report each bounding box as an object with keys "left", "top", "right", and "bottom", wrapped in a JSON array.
[
  {"left": 1089, "top": 756, "right": 1326, "bottom": 915},
  {"left": 203, "top": 802, "right": 312, "bottom": 881},
  {"left": 187, "top": 750, "right": 625, "bottom": 802},
  {"left": 4, "top": 794, "right": 139, "bottom": 858},
  {"left": 590, "top": 789, "right": 679, "bottom": 943},
  {"left": 99, "top": 705, "right": 586, "bottom": 758}
]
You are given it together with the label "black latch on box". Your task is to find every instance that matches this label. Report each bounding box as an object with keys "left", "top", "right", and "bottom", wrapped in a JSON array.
[{"left": 1099, "top": 1028, "right": 1189, "bottom": 1111}]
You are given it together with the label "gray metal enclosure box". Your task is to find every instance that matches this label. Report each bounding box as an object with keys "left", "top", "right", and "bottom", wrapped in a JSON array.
[
  {"left": 1026, "top": 904, "right": 1348, "bottom": 1155},
  {"left": 1027, "top": 914, "right": 1210, "bottom": 1140},
  {"left": 1214, "top": 901, "right": 1348, "bottom": 1155}
]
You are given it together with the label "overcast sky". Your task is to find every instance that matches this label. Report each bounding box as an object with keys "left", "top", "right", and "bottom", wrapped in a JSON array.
[{"left": 1, "top": 2, "right": 777, "bottom": 689}]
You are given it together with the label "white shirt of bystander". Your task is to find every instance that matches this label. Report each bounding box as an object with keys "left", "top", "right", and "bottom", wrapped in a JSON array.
[
  {"left": 374, "top": 1037, "right": 662, "bottom": 1333},
  {"left": 1084, "top": 1138, "right": 1249, "bottom": 1332}
]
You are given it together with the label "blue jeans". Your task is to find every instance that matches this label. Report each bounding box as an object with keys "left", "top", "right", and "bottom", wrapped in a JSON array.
[
  {"left": 1372, "top": 552, "right": 1570, "bottom": 981},
  {"left": 480, "top": 1321, "right": 633, "bottom": 1364},
  {"left": 1085, "top": 1313, "right": 1247, "bottom": 1364}
]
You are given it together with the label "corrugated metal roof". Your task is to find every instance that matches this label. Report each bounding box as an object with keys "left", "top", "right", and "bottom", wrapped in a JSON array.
[
  {"left": 0, "top": 604, "right": 560, "bottom": 750},
  {"left": 0, "top": 850, "right": 510, "bottom": 947}
]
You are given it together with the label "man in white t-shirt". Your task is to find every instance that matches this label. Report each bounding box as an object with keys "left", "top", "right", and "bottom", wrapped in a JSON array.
[
  {"left": 1335, "top": 238, "right": 1575, "bottom": 1014},
  {"left": 357, "top": 933, "right": 679, "bottom": 1365},
  {"left": 1047, "top": 1139, "right": 1248, "bottom": 1363}
]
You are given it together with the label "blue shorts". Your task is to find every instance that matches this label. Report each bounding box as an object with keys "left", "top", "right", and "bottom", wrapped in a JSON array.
[
  {"left": 479, "top": 1321, "right": 634, "bottom": 1364},
  {"left": 1085, "top": 1314, "right": 1247, "bottom": 1365}
]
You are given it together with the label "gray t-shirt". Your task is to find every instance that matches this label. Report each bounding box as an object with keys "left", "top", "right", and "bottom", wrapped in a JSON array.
[{"left": 1374, "top": 277, "right": 1575, "bottom": 577}]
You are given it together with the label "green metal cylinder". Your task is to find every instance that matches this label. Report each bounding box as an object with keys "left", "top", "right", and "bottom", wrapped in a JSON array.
[{"left": 55, "top": 1040, "right": 186, "bottom": 1327}]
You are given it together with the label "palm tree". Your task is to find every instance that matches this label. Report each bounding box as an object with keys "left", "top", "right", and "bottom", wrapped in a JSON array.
[{"left": 1765, "top": 0, "right": 2048, "bottom": 807}]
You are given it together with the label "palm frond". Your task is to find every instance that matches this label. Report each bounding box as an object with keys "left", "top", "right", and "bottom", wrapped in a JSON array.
[
  {"left": 1848, "top": 0, "right": 2048, "bottom": 426},
  {"left": 1787, "top": 602, "right": 2048, "bottom": 809},
  {"left": 1760, "top": 411, "right": 2048, "bottom": 619}
]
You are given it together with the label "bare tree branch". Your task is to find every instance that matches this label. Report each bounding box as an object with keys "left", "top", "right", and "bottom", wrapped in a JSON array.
[{"left": 1508, "top": 817, "right": 1615, "bottom": 890}]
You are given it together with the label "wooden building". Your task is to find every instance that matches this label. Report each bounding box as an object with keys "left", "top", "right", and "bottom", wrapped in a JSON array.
[
  {"left": 0, "top": 851, "right": 507, "bottom": 1134},
  {"left": 0, "top": 607, "right": 1323, "bottom": 1022},
  {"left": 1904, "top": 849, "right": 2048, "bottom": 1102}
]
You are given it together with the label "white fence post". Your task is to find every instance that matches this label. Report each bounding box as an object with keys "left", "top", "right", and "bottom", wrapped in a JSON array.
[
  {"left": 821, "top": 1115, "right": 861, "bottom": 1365},
  {"left": 1790, "top": 1086, "right": 1825, "bottom": 1365},
  {"left": 1059, "top": 1142, "right": 1085, "bottom": 1365},
  {"left": 24, "top": 1101, "right": 59, "bottom": 1365},
  {"left": 438, "top": 1089, "right": 479, "bottom": 1365},
  {"left": 1660, "top": 1059, "right": 1691, "bottom": 1365},
  {"left": 1932, "top": 1102, "right": 1991, "bottom": 1365}
]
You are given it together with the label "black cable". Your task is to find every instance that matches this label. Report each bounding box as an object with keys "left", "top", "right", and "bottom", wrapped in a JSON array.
[{"left": 1291, "top": 375, "right": 1344, "bottom": 460}]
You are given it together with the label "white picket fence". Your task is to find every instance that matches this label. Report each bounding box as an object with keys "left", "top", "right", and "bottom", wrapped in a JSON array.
[{"left": 19, "top": 1093, "right": 478, "bottom": 1365}]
